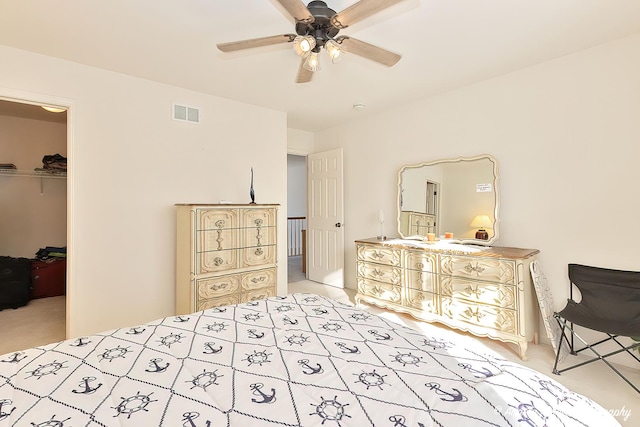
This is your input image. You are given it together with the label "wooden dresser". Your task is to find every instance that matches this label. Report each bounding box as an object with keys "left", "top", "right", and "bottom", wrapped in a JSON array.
[
  {"left": 176, "top": 204, "right": 278, "bottom": 315},
  {"left": 355, "top": 237, "right": 539, "bottom": 359}
]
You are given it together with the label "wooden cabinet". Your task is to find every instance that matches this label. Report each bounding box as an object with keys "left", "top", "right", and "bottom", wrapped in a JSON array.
[
  {"left": 355, "top": 238, "right": 539, "bottom": 359},
  {"left": 176, "top": 204, "right": 278, "bottom": 314}
]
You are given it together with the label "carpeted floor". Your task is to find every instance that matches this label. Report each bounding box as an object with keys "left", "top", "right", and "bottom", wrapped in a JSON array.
[{"left": 0, "top": 295, "right": 65, "bottom": 355}]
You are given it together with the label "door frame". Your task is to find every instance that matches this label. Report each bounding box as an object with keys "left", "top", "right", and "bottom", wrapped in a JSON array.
[{"left": 0, "top": 88, "right": 74, "bottom": 339}]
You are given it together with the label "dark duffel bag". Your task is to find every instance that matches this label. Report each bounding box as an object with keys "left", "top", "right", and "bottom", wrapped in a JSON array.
[{"left": 0, "top": 256, "right": 32, "bottom": 310}]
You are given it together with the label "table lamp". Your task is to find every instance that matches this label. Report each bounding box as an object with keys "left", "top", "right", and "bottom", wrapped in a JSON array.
[{"left": 470, "top": 214, "right": 492, "bottom": 240}]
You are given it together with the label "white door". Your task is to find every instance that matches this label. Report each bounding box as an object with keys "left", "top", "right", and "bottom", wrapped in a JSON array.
[{"left": 307, "top": 148, "right": 344, "bottom": 287}]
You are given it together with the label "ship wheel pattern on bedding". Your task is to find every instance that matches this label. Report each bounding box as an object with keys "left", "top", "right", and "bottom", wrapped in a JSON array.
[{"left": 0, "top": 294, "right": 610, "bottom": 426}]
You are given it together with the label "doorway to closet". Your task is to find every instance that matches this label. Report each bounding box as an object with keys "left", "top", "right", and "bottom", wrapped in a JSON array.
[{"left": 0, "top": 98, "right": 67, "bottom": 354}]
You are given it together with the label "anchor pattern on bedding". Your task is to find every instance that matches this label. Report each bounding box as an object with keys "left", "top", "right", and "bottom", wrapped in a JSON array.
[{"left": 0, "top": 294, "right": 620, "bottom": 426}]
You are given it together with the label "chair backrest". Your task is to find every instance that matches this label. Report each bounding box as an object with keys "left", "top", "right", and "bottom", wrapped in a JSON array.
[{"left": 568, "top": 263, "right": 640, "bottom": 323}]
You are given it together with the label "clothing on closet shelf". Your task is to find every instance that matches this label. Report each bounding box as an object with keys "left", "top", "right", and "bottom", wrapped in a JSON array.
[
  {"left": 35, "top": 246, "right": 66, "bottom": 261},
  {"left": 35, "top": 153, "right": 67, "bottom": 172}
]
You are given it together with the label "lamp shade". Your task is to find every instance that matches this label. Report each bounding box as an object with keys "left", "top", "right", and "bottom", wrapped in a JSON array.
[
  {"left": 470, "top": 214, "right": 493, "bottom": 229},
  {"left": 293, "top": 35, "right": 316, "bottom": 57},
  {"left": 303, "top": 51, "right": 321, "bottom": 72},
  {"left": 324, "top": 39, "right": 345, "bottom": 63}
]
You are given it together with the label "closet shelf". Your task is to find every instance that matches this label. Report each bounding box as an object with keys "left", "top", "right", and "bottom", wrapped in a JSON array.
[{"left": 0, "top": 169, "right": 67, "bottom": 179}]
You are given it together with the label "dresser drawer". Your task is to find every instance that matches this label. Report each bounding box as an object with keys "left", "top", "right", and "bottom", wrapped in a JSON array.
[
  {"left": 405, "top": 269, "right": 437, "bottom": 294},
  {"left": 197, "top": 294, "right": 240, "bottom": 311},
  {"left": 241, "top": 268, "right": 277, "bottom": 291},
  {"left": 405, "top": 289, "right": 438, "bottom": 315},
  {"left": 357, "top": 261, "right": 401, "bottom": 285},
  {"left": 356, "top": 244, "right": 401, "bottom": 266},
  {"left": 357, "top": 277, "right": 402, "bottom": 304},
  {"left": 440, "top": 297, "right": 518, "bottom": 334},
  {"left": 406, "top": 251, "right": 437, "bottom": 272},
  {"left": 440, "top": 277, "right": 517, "bottom": 310},
  {"left": 241, "top": 285, "right": 276, "bottom": 303},
  {"left": 440, "top": 256, "right": 515, "bottom": 284},
  {"left": 197, "top": 274, "right": 240, "bottom": 299}
]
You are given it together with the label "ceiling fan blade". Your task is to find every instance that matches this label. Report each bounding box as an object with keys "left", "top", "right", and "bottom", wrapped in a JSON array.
[
  {"left": 217, "top": 34, "right": 296, "bottom": 52},
  {"left": 331, "top": 0, "right": 406, "bottom": 29},
  {"left": 296, "top": 59, "right": 313, "bottom": 83},
  {"left": 337, "top": 36, "right": 401, "bottom": 66},
  {"left": 274, "top": 0, "right": 314, "bottom": 23}
]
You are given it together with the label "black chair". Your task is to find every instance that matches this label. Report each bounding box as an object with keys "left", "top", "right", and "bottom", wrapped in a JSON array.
[{"left": 553, "top": 263, "right": 640, "bottom": 393}]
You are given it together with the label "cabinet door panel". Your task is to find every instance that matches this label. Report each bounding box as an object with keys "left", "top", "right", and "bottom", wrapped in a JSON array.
[
  {"left": 243, "top": 208, "right": 276, "bottom": 248},
  {"left": 198, "top": 208, "right": 239, "bottom": 231},
  {"left": 242, "top": 243, "right": 276, "bottom": 267},
  {"left": 198, "top": 246, "right": 238, "bottom": 273}
]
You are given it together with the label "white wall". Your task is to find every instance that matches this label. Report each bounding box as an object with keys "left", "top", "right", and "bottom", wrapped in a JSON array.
[
  {"left": 314, "top": 33, "right": 640, "bottom": 349},
  {"left": 287, "top": 154, "right": 306, "bottom": 218},
  {"left": 0, "top": 45, "right": 288, "bottom": 337},
  {"left": 0, "top": 115, "right": 67, "bottom": 257},
  {"left": 287, "top": 128, "right": 314, "bottom": 155}
]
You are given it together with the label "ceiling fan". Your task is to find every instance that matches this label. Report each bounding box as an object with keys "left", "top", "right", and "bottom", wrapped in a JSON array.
[{"left": 217, "top": 0, "right": 406, "bottom": 83}]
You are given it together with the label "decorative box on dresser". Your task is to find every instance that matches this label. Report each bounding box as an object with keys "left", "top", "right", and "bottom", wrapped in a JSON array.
[
  {"left": 176, "top": 204, "right": 278, "bottom": 315},
  {"left": 355, "top": 237, "right": 539, "bottom": 359}
]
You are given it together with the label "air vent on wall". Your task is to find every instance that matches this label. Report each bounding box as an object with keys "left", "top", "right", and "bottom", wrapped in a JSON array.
[{"left": 173, "top": 103, "right": 200, "bottom": 124}]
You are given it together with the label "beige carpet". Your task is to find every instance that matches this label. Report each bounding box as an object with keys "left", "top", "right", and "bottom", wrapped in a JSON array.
[{"left": 0, "top": 295, "right": 65, "bottom": 355}]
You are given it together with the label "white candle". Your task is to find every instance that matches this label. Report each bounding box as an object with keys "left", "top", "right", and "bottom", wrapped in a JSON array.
[{"left": 378, "top": 209, "right": 384, "bottom": 224}]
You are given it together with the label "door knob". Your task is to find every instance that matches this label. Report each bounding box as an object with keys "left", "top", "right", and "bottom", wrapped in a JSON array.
[{"left": 335, "top": 223, "right": 342, "bottom": 228}]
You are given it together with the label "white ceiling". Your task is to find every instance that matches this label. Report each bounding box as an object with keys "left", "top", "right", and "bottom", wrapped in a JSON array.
[{"left": 1, "top": 0, "right": 640, "bottom": 131}]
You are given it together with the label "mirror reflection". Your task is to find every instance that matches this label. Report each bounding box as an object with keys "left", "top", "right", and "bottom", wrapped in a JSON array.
[{"left": 397, "top": 155, "right": 499, "bottom": 245}]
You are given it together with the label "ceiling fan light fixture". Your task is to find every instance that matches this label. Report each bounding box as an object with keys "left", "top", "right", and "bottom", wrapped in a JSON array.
[
  {"left": 293, "top": 35, "right": 316, "bottom": 57},
  {"left": 303, "top": 50, "right": 321, "bottom": 72},
  {"left": 324, "top": 39, "right": 345, "bottom": 63}
]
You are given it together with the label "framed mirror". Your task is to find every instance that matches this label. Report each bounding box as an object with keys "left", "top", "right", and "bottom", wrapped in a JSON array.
[{"left": 397, "top": 154, "right": 499, "bottom": 245}]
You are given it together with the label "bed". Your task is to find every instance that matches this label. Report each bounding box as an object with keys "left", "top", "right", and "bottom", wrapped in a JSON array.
[{"left": 0, "top": 293, "right": 619, "bottom": 426}]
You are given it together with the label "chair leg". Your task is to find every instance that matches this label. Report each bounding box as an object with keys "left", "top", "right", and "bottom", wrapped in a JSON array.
[
  {"left": 552, "top": 317, "right": 567, "bottom": 375},
  {"left": 560, "top": 325, "right": 640, "bottom": 394}
]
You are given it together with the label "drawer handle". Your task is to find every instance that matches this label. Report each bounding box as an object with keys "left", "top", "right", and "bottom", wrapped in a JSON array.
[
  {"left": 251, "top": 276, "right": 266, "bottom": 284},
  {"left": 371, "top": 251, "right": 385, "bottom": 260},
  {"left": 255, "top": 248, "right": 264, "bottom": 256},
  {"left": 464, "top": 285, "right": 484, "bottom": 299},
  {"left": 463, "top": 307, "right": 485, "bottom": 322},
  {"left": 210, "top": 283, "right": 228, "bottom": 291},
  {"left": 213, "top": 257, "right": 224, "bottom": 266},
  {"left": 464, "top": 263, "right": 485, "bottom": 274},
  {"left": 371, "top": 268, "right": 383, "bottom": 277}
]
